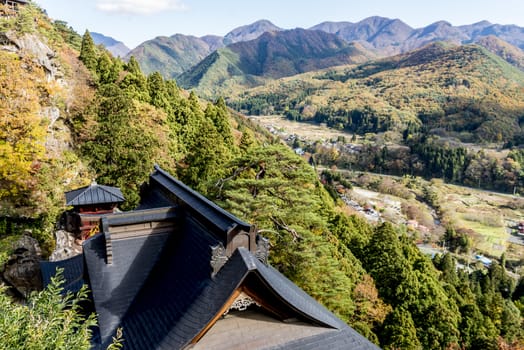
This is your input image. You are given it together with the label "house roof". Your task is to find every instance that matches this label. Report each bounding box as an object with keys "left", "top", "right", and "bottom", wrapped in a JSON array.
[
  {"left": 65, "top": 182, "right": 125, "bottom": 206},
  {"left": 44, "top": 166, "right": 380, "bottom": 350},
  {"left": 2, "top": 0, "right": 29, "bottom": 5}
]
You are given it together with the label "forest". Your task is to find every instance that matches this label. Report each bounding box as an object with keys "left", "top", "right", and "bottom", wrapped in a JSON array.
[{"left": 0, "top": 4, "right": 523, "bottom": 349}]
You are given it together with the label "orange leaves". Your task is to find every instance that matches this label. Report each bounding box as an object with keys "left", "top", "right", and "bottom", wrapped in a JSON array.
[{"left": 352, "top": 274, "right": 392, "bottom": 326}]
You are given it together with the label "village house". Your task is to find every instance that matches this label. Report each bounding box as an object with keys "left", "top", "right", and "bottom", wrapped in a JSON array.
[
  {"left": 1, "top": 0, "right": 28, "bottom": 12},
  {"left": 41, "top": 166, "right": 380, "bottom": 350}
]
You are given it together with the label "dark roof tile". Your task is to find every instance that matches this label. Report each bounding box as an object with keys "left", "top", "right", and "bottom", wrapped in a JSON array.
[
  {"left": 65, "top": 183, "right": 124, "bottom": 206},
  {"left": 40, "top": 254, "right": 85, "bottom": 294},
  {"left": 149, "top": 166, "right": 254, "bottom": 241}
]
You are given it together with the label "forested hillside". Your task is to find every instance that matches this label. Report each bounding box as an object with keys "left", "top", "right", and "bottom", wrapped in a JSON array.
[
  {"left": 230, "top": 42, "right": 524, "bottom": 144},
  {"left": 0, "top": 4, "right": 523, "bottom": 350}
]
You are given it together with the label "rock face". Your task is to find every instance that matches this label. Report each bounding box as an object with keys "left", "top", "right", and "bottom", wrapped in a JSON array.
[
  {"left": 49, "top": 230, "right": 83, "bottom": 261},
  {"left": 2, "top": 234, "right": 43, "bottom": 297},
  {"left": 0, "top": 31, "right": 59, "bottom": 79}
]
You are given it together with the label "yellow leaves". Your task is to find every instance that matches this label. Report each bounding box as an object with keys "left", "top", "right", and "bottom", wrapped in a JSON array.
[{"left": 0, "top": 51, "right": 48, "bottom": 203}]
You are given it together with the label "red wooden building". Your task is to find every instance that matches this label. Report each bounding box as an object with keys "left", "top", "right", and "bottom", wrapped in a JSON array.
[{"left": 64, "top": 181, "right": 124, "bottom": 239}]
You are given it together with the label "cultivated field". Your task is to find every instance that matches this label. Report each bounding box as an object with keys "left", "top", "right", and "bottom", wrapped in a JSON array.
[{"left": 249, "top": 115, "right": 355, "bottom": 141}]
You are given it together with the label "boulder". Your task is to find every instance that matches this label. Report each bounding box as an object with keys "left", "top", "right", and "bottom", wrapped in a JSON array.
[{"left": 2, "top": 234, "right": 42, "bottom": 297}]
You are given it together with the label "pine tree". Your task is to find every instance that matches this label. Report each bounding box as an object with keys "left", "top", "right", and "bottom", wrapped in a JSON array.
[
  {"left": 96, "top": 52, "right": 114, "bottom": 85},
  {"left": 79, "top": 30, "right": 97, "bottom": 72}
]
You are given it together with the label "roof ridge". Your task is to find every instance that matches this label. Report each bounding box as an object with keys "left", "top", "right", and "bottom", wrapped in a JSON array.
[{"left": 96, "top": 184, "right": 125, "bottom": 200}]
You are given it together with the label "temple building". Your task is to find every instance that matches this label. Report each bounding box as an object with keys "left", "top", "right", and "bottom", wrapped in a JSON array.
[
  {"left": 42, "top": 166, "right": 380, "bottom": 350},
  {"left": 63, "top": 181, "right": 125, "bottom": 239}
]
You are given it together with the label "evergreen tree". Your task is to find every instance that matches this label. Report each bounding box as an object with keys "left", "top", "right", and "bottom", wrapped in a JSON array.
[
  {"left": 96, "top": 52, "right": 118, "bottom": 85},
  {"left": 212, "top": 97, "right": 235, "bottom": 148},
  {"left": 120, "top": 56, "right": 149, "bottom": 102},
  {"left": 381, "top": 307, "right": 422, "bottom": 350},
  {"left": 83, "top": 84, "right": 169, "bottom": 209},
  {"left": 79, "top": 30, "right": 97, "bottom": 73},
  {"left": 125, "top": 56, "right": 141, "bottom": 75},
  {"left": 148, "top": 72, "right": 170, "bottom": 112},
  {"left": 178, "top": 117, "right": 230, "bottom": 194},
  {"left": 239, "top": 126, "right": 256, "bottom": 152}
]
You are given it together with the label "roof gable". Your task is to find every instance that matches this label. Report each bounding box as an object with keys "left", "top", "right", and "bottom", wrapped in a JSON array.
[
  {"left": 147, "top": 165, "right": 257, "bottom": 256},
  {"left": 65, "top": 182, "right": 125, "bottom": 206},
  {"left": 191, "top": 309, "right": 336, "bottom": 350},
  {"left": 103, "top": 245, "right": 376, "bottom": 349}
]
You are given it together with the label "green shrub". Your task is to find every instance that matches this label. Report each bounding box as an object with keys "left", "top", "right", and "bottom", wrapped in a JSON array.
[{"left": 0, "top": 269, "right": 96, "bottom": 350}]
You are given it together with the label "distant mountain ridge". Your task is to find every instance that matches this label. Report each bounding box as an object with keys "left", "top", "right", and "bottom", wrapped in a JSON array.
[
  {"left": 311, "top": 16, "right": 524, "bottom": 54},
  {"left": 91, "top": 32, "right": 130, "bottom": 58},
  {"left": 475, "top": 35, "right": 524, "bottom": 71},
  {"left": 127, "top": 34, "right": 218, "bottom": 79},
  {"left": 223, "top": 19, "right": 282, "bottom": 45},
  {"left": 125, "top": 16, "right": 524, "bottom": 80},
  {"left": 177, "top": 28, "right": 375, "bottom": 97},
  {"left": 127, "top": 20, "right": 283, "bottom": 78}
]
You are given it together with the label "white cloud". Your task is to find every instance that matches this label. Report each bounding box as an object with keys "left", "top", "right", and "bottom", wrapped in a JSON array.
[{"left": 96, "top": 0, "right": 187, "bottom": 15}]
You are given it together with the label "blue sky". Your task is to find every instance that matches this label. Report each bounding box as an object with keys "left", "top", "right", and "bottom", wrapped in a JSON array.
[{"left": 35, "top": 0, "right": 524, "bottom": 49}]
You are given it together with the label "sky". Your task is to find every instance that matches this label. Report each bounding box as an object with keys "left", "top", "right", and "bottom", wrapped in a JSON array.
[{"left": 35, "top": 0, "right": 524, "bottom": 49}]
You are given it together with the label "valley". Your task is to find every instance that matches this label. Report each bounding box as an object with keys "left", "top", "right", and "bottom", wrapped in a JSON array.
[{"left": 250, "top": 114, "right": 524, "bottom": 266}]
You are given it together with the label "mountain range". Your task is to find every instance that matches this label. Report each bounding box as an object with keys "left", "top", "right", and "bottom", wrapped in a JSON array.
[
  {"left": 118, "top": 16, "right": 524, "bottom": 80},
  {"left": 176, "top": 29, "right": 375, "bottom": 97}
]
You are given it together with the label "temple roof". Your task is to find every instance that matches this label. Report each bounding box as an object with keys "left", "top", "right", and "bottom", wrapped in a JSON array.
[
  {"left": 65, "top": 182, "right": 125, "bottom": 206},
  {"left": 44, "top": 166, "right": 380, "bottom": 350}
]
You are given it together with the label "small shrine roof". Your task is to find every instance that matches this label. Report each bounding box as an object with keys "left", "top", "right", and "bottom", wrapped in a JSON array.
[{"left": 65, "top": 182, "right": 125, "bottom": 206}]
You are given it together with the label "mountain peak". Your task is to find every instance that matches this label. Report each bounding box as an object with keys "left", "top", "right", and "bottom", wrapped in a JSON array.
[
  {"left": 224, "top": 19, "right": 282, "bottom": 45},
  {"left": 357, "top": 16, "right": 396, "bottom": 25},
  {"left": 91, "top": 32, "right": 130, "bottom": 57},
  {"left": 178, "top": 28, "right": 375, "bottom": 96}
]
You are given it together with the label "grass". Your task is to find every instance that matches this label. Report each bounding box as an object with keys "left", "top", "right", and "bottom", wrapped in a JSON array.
[
  {"left": 456, "top": 215, "right": 507, "bottom": 255},
  {"left": 437, "top": 183, "right": 520, "bottom": 258}
]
